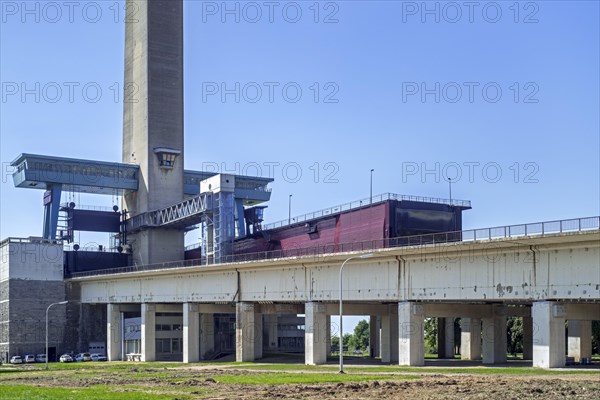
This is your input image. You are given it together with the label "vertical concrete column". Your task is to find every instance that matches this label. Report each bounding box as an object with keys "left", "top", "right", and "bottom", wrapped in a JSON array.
[
  {"left": 305, "top": 302, "right": 327, "bottom": 365},
  {"left": 522, "top": 316, "right": 533, "bottom": 360},
  {"left": 568, "top": 320, "right": 592, "bottom": 363},
  {"left": 390, "top": 309, "right": 399, "bottom": 364},
  {"left": 369, "top": 315, "right": 378, "bottom": 357},
  {"left": 236, "top": 302, "right": 259, "bottom": 362},
  {"left": 444, "top": 318, "right": 455, "bottom": 358},
  {"left": 107, "top": 304, "right": 122, "bottom": 362},
  {"left": 200, "top": 313, "right": 215, "bottom": 359},
  {"left": 532, "top": 301, "right": 566, "bottom": 368},
  {"left": 398, "top": 302, "right": 424, "bottom": 366},
  {"left": 141, "top": 303, "right": 156, "bottom": 362},
  {"left": 325, "top": 315, "right": 332, "bottom": 356},
  {"left": 380, "top": 314, "right": 390, "bottom": 363},
  {"left": 254, "top": 312, "right": 263, "bottom": 360},
  {"left": 482, "top": 306, "right": 507, "bottom": 364},
  {"left": 183, "top": 303, "right": 199, "bottom": 363},
  {"left": 460, "top": 317, "right": 481, "bottom": 360},
  {"left": 264, "top": 315, "right": 279, "bottom": 352}
]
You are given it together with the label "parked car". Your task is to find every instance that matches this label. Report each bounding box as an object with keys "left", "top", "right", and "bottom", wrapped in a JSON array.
[
  {"left": 90, "top": 353, "right": 107, "bottom": 362},
  {"left": 59, "top": 354, "right": 73, "bottom": 363},
  {"left": 75, "top": 352, "right": 92, "bottom": 362},
  {"left": 9, "top": 356, "right": 23, "bottom": 364},
  {"left": 23, "top": 354, "right": 35, "bottom": 363},
  {"left": 35, "top": 354, "right": 47, "bottom": 363}
]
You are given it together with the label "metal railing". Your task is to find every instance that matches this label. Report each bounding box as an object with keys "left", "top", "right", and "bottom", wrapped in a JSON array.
[
  {"left": 0, "top": 237, "right": 63, "bottom": 246},
  {"left": 262, "top": 192, "right": 471, "bottom": 230},
  {"left": 67, "top": 216, "right": 599, "bottom": 279}
]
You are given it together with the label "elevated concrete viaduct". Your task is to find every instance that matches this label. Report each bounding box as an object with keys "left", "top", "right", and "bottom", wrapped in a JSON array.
[{"left": 71, "top": 229, "right": 600, "bottom": 368}]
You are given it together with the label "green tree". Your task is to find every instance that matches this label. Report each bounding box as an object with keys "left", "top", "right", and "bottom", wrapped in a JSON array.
[
  {"left": 507, "top": 317, "right": 523, "bottom": 355},
  {"left": 348, "top": 319, "right": 370, "bottom": 351},
  {"left": 424, "top": 318, "right": 438, "bottom": 354}
]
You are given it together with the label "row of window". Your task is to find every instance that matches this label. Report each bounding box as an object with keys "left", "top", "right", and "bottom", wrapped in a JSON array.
[
  {"left": 155, "top": 324, "right": 182, "bottom": 331},
  {"left": 156, "top": 338, "right": 182, "bottom": 354}
]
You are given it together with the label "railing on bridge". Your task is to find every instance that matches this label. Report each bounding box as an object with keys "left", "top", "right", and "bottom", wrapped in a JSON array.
[{"left": 67, "top": 216, "right": 600, "bottom": 279}]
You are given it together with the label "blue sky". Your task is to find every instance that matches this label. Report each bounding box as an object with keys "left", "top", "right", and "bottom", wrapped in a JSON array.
[
  {"left": 0, "top": 0, "right": 598, "bottom": 334},
  {"left": 1, "top": 1, "right": 599, "bottom": 238}
]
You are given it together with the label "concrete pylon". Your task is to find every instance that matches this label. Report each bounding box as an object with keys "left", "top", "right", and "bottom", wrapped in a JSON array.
[
  {"left": 460, "top": 317, "right": 481, "bottom": 360},
  {"left": 532, "top": 301, "right": 566, "bottom": 368},
  {"left": 381, "top": 306, "right": 399, "bottom": 363},
  {"left": 305, "top": 302, "right": 327, "bottom": 365},
  {"left": 438, "top": 317, "right": 455, "bottom": 359},
  {"left": 122, "top": 0, "right": 185, "bottom": 265},
  {"left": 567, "top": 320, "right": 592, "bottom": 362},
  {"left": 183, "top": 303, "right": 199, "bottom": 363},
  {"left": 107, "top": 304, "right": 122, "bottom": 362},
  {"left": 236, "top": 302, "right": 261, "bottom": 362},
  {"left": 398, "top": 302, "right": 424, "bottom": 366},
  {"left": 482, "top": 305, "right": 507, "bottom": 364},
  {"left": 522, "top": 316, "right": 533, "bottom": 360},
  {"left": 141, "top": 303, "right": 156, "bottom": 362}
]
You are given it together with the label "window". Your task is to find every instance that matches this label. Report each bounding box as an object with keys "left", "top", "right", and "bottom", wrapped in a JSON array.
[{"left": 154, "top": 148, "right": 181, "bottom": 169}]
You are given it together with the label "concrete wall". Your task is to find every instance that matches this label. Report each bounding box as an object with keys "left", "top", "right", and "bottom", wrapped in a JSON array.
[{"left": 0, "top": 240, "right": 67, "bottom": 360}]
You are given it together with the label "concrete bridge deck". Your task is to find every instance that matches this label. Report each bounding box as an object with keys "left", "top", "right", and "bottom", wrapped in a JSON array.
[{"left": 69, "top": 218, "right": 600, "bottom": 369}]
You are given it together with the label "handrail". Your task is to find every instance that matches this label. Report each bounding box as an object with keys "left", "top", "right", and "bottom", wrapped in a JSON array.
[
  {"left": 262, "top": 192, "right": 471, "bottom": 230},
  {"left": 67, "top": 216, "right": 599, "bottom": 279}
]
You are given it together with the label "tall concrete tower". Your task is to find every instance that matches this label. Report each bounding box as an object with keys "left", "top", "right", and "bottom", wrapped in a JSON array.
[{"left": 122, "top": 0, "right": 184, "bottom": 264}]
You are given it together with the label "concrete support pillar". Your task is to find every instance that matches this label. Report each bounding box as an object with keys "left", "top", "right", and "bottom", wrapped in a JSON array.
[
  {"left": 369, "top": 315, "right": 378, "bottom": 358},
  {"left": 183, "top": 303, "right": 199, "bottom": 363},
  {"left": 460, "top": 317, "right": 481, "bottom": 360},
  {"left": 254, "top": 312, "right": 263, "bottom": 360},
  {"left": 380, "top": 313, "right": 390, "bottom": 363},
  {"left": 381, "top": 307, "right": 399, "bottom": 363},
  {"left": 141, "top": 303, "right": 156, "bottom": 362},
  {"left": 236, "top": 302, "right": 260, "bottom": 362},
  {"left": 305, "top": 302, "right": 327, "bottom": 365},
  {"left": 522, "top": 316, "right": 533, "bottom": 360},
  {"left": 482, "top": 306, "right": 507, "bottom": 364},
  {"left": 200, "top": 314, "right": 215, "bottom": 360},
  {"left": 398, "top": 302, "right": 424, "bottom": 366},
  {"left": 325, "top": 315, "right": 332, "bottom": 356},
  {"left": 107, "top": 304, "right": 122, "bottom": 362},
  {"left": 437, "top": 317, "right": 455, "bottom": 358},
  {"left": 532, "top": 301, "right": 566, "bottom": 368},
  {"left": 265, "top": 315, "right": 279, "bottom": 352},
  {"left": 568, "top": 320, "right": 592, "bottom": 363}
]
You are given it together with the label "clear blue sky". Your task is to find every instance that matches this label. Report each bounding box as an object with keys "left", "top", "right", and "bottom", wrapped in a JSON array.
[
  {"left": 1, "top": 1, "right": 598, "bottom": 237},
  {"left": 0, "top": 0, "right": 598, "bottom": 334}
]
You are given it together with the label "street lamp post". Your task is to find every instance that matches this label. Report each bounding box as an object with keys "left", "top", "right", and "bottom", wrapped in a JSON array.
[
  {"left": 288, "top": 194, "right": 292, "bottom": 224},
  {"left": 46, "top": 301, "right": 68, "bottom": 370},
  {"left": 370, "top": 169, "right": 374, "bottom": 204},
  {"left": 448, "top": 177, "right": 452, "bottom": 204},
  {"left": 339, "top": 253, "right": 373, "bottom": 373}
]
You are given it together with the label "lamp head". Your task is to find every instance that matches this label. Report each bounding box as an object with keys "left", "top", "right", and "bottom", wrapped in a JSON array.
[{"left": 359, "top": 253, "right": 373, "bottom": 259}]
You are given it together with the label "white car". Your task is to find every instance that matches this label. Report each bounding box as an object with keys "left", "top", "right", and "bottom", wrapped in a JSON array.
[
  {"left": 9, "top": 356, "right": 23, "bottom": 364},
  {"left": 59, "top": 354, "right": 74, "bottom": 363},
  {"left": 35, "top": 354, "right": 47, "bottom": 363},
  {"left": 75, "top": 352, "right": 92, "bottom": 362},
  {"left": 90, "top": 353, "right": 107, "bottom": 362},
  {"left": 23, "top": 354, "right": 35, "bottom": 363}
]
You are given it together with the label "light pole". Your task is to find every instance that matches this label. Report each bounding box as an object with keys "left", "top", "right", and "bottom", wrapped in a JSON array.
[
  {"left": 339, "top": 253, "right": 373, "bottom": 373},
  {"left": 288, "top": 194, "right": 292, "bottom": 224},
  {"left": 448, "top": 177, "right": 452, "bottom": 204},
  {"left": 370, "top": 169, "right": 374, "bottom": 204},
  {"left": 46, "top": 300, "right": 68, "bottom": 370}
]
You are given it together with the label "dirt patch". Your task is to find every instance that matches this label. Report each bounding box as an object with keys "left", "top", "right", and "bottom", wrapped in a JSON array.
[{"left": 1, "top": 365, "right": 598, "bottom": 399}]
